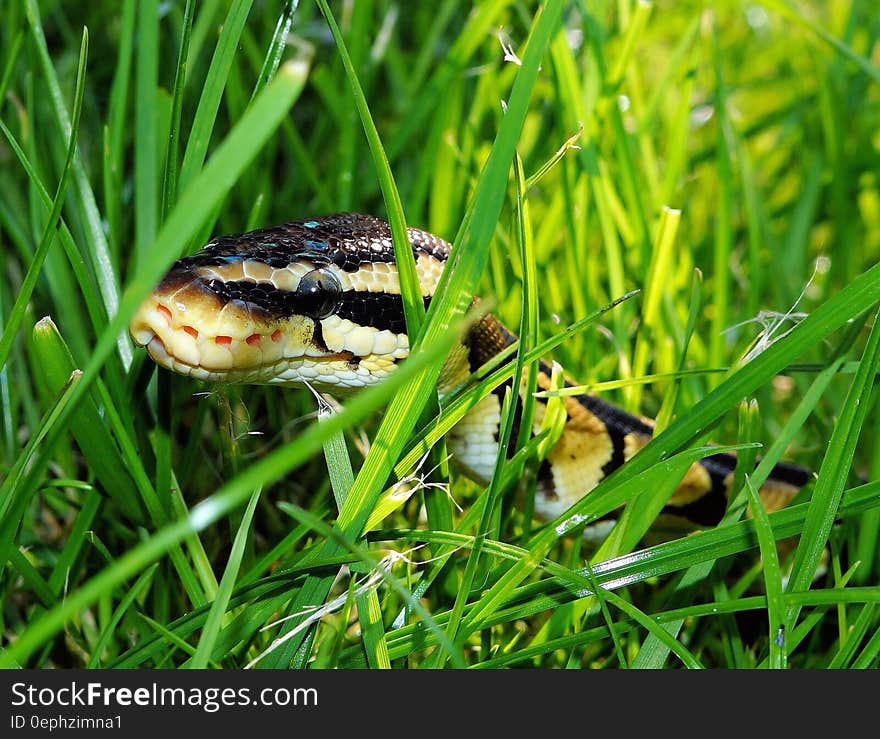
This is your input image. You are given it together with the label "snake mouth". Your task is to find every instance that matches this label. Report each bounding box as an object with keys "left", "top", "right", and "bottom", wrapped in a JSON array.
[
  {"left": 136, "top": 327, "right": 359, "bottom": 384},
  {"left": 128, "top": 272, "right": 318, "bottom": 377},
  {"left": 130, "top": 307, "right": 350, "bottom": 385},
  {"left": 129, "top": 288, "right": 404, "bottom": 388}
]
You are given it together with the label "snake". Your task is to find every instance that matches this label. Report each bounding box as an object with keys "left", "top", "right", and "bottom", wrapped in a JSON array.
[{"left": 129, "top": 212, "right": 811, "bottom": 532}]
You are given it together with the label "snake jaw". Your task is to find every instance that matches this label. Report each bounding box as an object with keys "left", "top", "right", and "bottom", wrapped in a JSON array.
[
  {"left": 128, "top": 276, "right": 410, "bottom": 388},
  {"left": 131, "top": 275, "right": 261, "bottom": 374},
  {"left": 131, "top": 290, "right": 285, "bottom": 377}
]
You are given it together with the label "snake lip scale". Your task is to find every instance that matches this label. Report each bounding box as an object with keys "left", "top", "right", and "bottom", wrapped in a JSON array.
[{"left": 130, "top": 212, "right": 811, "bottom": 532}]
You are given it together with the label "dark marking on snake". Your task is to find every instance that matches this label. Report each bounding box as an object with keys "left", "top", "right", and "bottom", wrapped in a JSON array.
[
  {"left": 203, "top": 280, "right": 429, "bottom": 334},
  {"left": 311, "top": 319, "right": 329, "bottom": 353},
  {"left": 663, "top": 487, "right": 728, "bottom": 527}
]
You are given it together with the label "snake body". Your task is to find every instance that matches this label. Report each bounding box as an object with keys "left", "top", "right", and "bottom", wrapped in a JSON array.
[{"left": 130, "top": 212, "right": 810, "bottom": 530}]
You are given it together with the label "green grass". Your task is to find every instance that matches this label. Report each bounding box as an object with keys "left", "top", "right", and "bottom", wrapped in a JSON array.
[{"left": 1, "top": 0, "right": 879, "bottom": 669}]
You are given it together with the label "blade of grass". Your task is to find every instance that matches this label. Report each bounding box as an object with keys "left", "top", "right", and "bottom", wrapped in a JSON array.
[
  {"left": 0, "top": 28, "right": 87, "bottom": 373},
  {"left": 86, "top": 564, "right": 158, "bottom": 668},
  {"left": 785, "top": 307, "right": 880, "bottom": 628},
  {"left": 8, "top": 549, "right": 54, "bottom": 608},
  {"left": 25, "top": 0, "right": 128, "bottom": 366},
  {"left": 512, "top": 151, "right": 540, "bottom": 452},
  {"left": 438, "top": 387, "right": 517, "bottom": 664},
  {"left": 851, "top": 620, "right": 880, "bottom": 669},
  {"left": 354, "top": 587, "right": 391, "bottom": 669},
  {"left": 102, "top": 0, "right": 136, "bottom": 262},
  {"left": 160, "top": 0, "right": 195, "bottom": 217},
  {"left": 0, "top": 120, "right": 106, "bottom": 362},
  {"left": 744, "top": 475, "right": 786, "bottom": 669},
  {"left": 828, "top": 603, "right": 876, "bottom": 669},
  {"left": 178, "top": 0, "right": 255, "bottom": 193},
  {"left": 251, "top": 0, "right": 298, "bottom": 101},
  {"left": 631, "top": 206, "right": 681, "bottom": 410},
  {"left": 133, "top": 0, "right": 159, "bottom": 268},
  {"left": 188, "top": 487, "right": 262, "bottom": 668},
  {"left": 0, "top": 370, "right": 82, "bottom": 570},
  {"left": 708, "top": 26, "right": 733, "bottom": 388},
  {"left": 47, "top": 486, "right": 103, "bottom": 596},
  {"left": 312, "top": 390, "right": 390, "bottom": 666}
]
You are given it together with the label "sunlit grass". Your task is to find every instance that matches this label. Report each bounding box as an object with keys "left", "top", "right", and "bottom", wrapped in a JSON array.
[{"left": 1, "top": 0, "right": 879, "bottom": 669}]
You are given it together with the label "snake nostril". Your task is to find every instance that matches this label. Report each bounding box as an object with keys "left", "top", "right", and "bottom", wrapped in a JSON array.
[
  {"left": 246, "top": 333, "right": 262, "bottom": 347},
  {"left": 183, "top": 325, "right": 198, "bottom": 339},
  {"left": 157, "top": 304, "right": 172, "bottom": 324},
  {"left": 215, "top": 335, "right": 232, "bottom": 346}
]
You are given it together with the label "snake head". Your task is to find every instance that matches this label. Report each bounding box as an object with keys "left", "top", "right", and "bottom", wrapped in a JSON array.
[{"left": 128, "top": 221, "right": 422, "bottom": 388}]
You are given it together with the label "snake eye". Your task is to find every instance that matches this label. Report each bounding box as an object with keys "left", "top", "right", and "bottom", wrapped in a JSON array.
[{"left": 295, "top": 267, "right": 342, "bottom": 319}]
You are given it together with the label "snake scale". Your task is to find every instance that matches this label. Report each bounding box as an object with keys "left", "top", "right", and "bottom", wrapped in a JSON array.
[{"left": 129, "top": 212, "right": 811, "bottom": 533}]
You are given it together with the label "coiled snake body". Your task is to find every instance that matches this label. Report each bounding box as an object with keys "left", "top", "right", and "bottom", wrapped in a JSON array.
[{"left": 130, "top": 213, "right": 810, "bottom": 530}]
